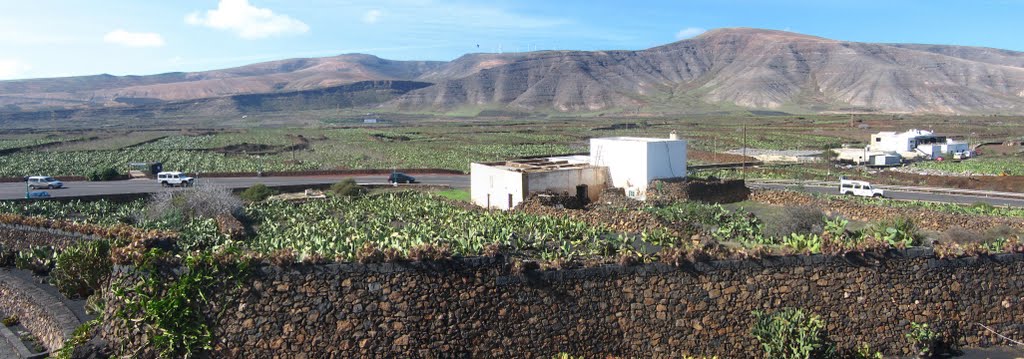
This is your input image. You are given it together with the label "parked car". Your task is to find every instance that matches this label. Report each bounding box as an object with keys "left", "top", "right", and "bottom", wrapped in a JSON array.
[
  {"left": 839, "top": 178, "right": 884, "bottom": 198},
  {"left": 157, "top": 171, "right": 194, "bottom": 187},
  {"left": 388, "top": 172, "right": 416, "bottom": 184},
  {"left": 28, "top": 191, "right": 50, "bottom": 198}
]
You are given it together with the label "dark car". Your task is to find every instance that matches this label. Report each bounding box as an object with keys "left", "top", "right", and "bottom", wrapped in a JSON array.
[{"left": 388, "top": 172, "right": 416, "bottom": 184}]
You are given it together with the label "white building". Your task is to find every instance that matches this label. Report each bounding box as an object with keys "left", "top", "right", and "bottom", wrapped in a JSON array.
[
  {"left": 470, "top": 158, "right": 607, "bottom": 210},
  {"left": 589, "top": 137, "right": 687, "bottom": 199},
  {"left": 834, "top": 148, "right": 902, "bottom": 166},
  {"left": 869, "top": 129, "right": 969, "bottom": 160},
  {"left": 471, "top": 136, "right": 687, "bottom": 210}
]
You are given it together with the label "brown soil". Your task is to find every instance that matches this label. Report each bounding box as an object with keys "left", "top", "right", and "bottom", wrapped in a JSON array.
[
  {"left": 873, "top": 171, "right": 1024, "bottom": 193},
  {"left": 688, "top": 150, "right": 758, "bottom": 164},
  {"left": 514, "top": 189, "right": 677, "bottom": 236},
  {"left": 750, "top": 189, "right": 1024, "bottom": 233},
  {"left": 975, "top": 142, "right": 1022, "bottom": 156}
]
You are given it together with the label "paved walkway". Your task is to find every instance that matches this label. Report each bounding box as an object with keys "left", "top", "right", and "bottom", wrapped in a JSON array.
[{"left": 0, "top": 332, "right": 17, "bottom": 358}]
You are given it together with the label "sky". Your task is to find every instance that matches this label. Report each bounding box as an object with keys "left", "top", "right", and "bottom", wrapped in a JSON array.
[{"left": 1, "top": 0, "right": 1023, "bottom": 80}]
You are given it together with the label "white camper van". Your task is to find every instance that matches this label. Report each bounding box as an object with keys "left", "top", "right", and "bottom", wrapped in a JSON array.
[{"left": 839, "top": 178, "right": 884, "bottom": 198}]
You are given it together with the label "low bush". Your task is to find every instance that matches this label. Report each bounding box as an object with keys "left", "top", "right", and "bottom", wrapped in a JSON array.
[
  {"left": 328, "top": 179, "right": 366, "bottom": 197},
  {"left": 51, "top": 240, "right": 112, "bottom": 299},
  {"left": 53, "top": 318, "right": 102, "bottom": 359},
  {"left": 906, "top": 322, "right": 940, "bottom": 357},
  {"left": 762, "top": 206, "right": 826, "bottom": 239},
  {"left": 2, "top": 315, "right": 18, "bottom": 327},
  {"left": 145, "top": 184, "right": 243, "bottom": 225},
  {"left": 0, "top": 243, "right": 15, "bottom": 267},
  {"left": 15, "top": 246, "right": 56, "bottom": 275},
  {"left": 866, "top": 217, "right": 922, "bottom": 247},
  {"left": 239, "top": 184, "right": 276, "bottom": 202},
  {"left": 983, "top": 225, "right": 1019, "bottom": 242},
  {"left": 751, "top": 308, "right": 835, "bottom": 359},
  {"left": 939, "top": 227, "right": 979, "bottom": 245},
  {"left": 85, "top": 167, "right": 121, "bottom": 181}
]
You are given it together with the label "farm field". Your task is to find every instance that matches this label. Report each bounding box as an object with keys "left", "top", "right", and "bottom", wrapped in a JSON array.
[
  {"left": 2, "top": 184, "right": 1021, "bottom": 267},
  {"left": 0, "top": 114, "right": 1020, "bottom": 179}
]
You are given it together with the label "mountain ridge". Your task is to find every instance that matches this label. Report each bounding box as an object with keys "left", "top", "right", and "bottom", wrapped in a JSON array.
[{"left": 3, "top": 28, "right": 1024, "bottom": 117}]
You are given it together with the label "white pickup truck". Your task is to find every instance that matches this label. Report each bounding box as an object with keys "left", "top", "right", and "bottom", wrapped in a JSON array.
[{"left": 839, "top": 178, "right": 884, "bottom": 198}]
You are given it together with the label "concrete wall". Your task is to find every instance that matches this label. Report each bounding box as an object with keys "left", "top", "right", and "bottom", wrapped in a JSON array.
[
  {"left": 591, "top": 137, "right": 687, "bottom": 200},
  {"left": 98, "top": 250, "right": 1024, "bottom": 358},
  {"left": 470, "top": 163, "right": 525, "bottom": 210},
  {"left": 645, "top": 140, "right": 687, "bottom": 185},
  {"left": 590, "top": 138, "right": 648, "bottom": 192},
  {"left": 525, "top": 166, "right": 608, "bottom": 203}
]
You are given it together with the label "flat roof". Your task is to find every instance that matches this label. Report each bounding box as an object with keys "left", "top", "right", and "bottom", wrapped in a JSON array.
[
  {"left": 591, "top": 136, "right": 682, "bottom": 143},
  {"left": 478, "top": 158, "right": 599, "bottom": 173}
]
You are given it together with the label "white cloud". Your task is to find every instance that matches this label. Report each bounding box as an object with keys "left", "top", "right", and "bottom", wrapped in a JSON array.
[
  {"left": 103, "top": 29, "right": 165, "bottom": 47},
  {"left": 0, "top": 59, "right": 31, "bottom": 79},
  {"left": 675, "top": 27, "right": 706, "bottom": 40},
  {"left": 363, "top": 9, "right": 382, "bottom": 24},
  {"left": 185, "top": 0, "right": 309, "bottom": 39}
]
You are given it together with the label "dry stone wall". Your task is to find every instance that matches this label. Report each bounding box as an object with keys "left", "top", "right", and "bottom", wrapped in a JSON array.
[
  {"left": 100, "top": 250, "right": 1024, "bottom": 358},
  {"left": 0, "top": 224, "right": 96, "bottom": 252},
  {"left": 0, "top": 270, "right": 81, "bottom": 352}
]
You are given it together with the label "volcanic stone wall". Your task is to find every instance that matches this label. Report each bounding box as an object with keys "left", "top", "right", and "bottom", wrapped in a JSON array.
[
  {"left": 648, "top": 178, "right": 751, "bottom": 204},
  {"left": 0, "top": 224, "right": 96, "bottom": 252},
  {"left": 100, "top": 250, "right": 1024, "bottom": 358},
  {"left": 0, "top": 270, "right": 81, "bottom": 352}
]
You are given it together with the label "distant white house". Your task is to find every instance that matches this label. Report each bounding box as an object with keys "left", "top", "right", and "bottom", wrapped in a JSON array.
[
  {"left": 869, "top": 129, "right": 969, "bottom": 160},
  {"left": 363, "top": 118, "right": 379, "bottom": 124},
  {"left": 471, "top": 135, "right": 687, "bottom": 210}
]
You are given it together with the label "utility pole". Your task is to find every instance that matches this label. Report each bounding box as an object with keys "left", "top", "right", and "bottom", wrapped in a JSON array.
[{"left": 742, "top": 124, "right": 747, "bottom": 180}]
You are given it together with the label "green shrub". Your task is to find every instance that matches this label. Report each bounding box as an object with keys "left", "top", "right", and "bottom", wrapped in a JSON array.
[
  {"left": 906, "top": 322, "right": 939, "bottom": 357},
  {"left": 86, "top": 167, "right": 121, "bottom": 181},
  {"left": 2, "top": 315, "right": 18, "bottom": 327},
  {"left": 867, "top": 217, "right": 922, "bottom": 247},
  {"left": 239, "top": 184, "right": 277, "bottom": 202},
  {"left": 54, "top": 318, "right": 100, "bottom": 359},
  {"left": 84, "top": 293, "right": 105, "bottom": 316},
  {"left": 853, "top": 343, "right": 883, "bottom": 359},
  {"left": 112, "top": 251, "right": 251, "bottom": 358},
  {"left": 51, "top": 240, "right": 112, "bottom": 299},
  {"left": 15, "top": 246, "right": 56, "bottom": 275},
  {"left": 329, "top": 179, "right": 366, "bottom": 197},
  {"left": 0, "top": 243, "right": 15, "bottom": 267},
  {"left": 751, "top": 308, "right": 835, "bottom": 359}
]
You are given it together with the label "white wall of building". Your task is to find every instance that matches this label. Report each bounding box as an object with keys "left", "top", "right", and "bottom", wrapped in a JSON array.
[
  {"left": 470, "top": 163, "right": 525, "bottom": 210},
  {"left": 590, "top": 138, "right": 648, "bottom": 190},
  {"left": 590, "top": 137, "right": 687, "bottom": 200},
  {"left": 526, "top": 167, "right": 608, "bottom": 203}
]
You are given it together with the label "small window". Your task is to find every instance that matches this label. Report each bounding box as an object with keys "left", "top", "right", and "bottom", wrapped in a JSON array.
[{"left": 875, "top": 138, "right": 881, "bottom": 142}]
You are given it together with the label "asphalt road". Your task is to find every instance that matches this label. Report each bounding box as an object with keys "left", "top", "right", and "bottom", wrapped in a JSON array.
[
  {"left": 750, "top": 182, "right": 1024, "bottom": 207},
  {"left": 0, "top": 174, "right": 471, "bottom": 200},
  {"left": 2, "top": 175, "right": 1023, "bottom": 208}
]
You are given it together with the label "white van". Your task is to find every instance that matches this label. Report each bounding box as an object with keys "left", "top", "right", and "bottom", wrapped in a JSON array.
[
  {"left": 839, "top": 178, "right": 884, "bottom": 198},
  {"left": 157, "top": 171, "right": 194, "bottom": 187},
  {"left": 26, "top": 176, "right": 63, "bottom": 189}
]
